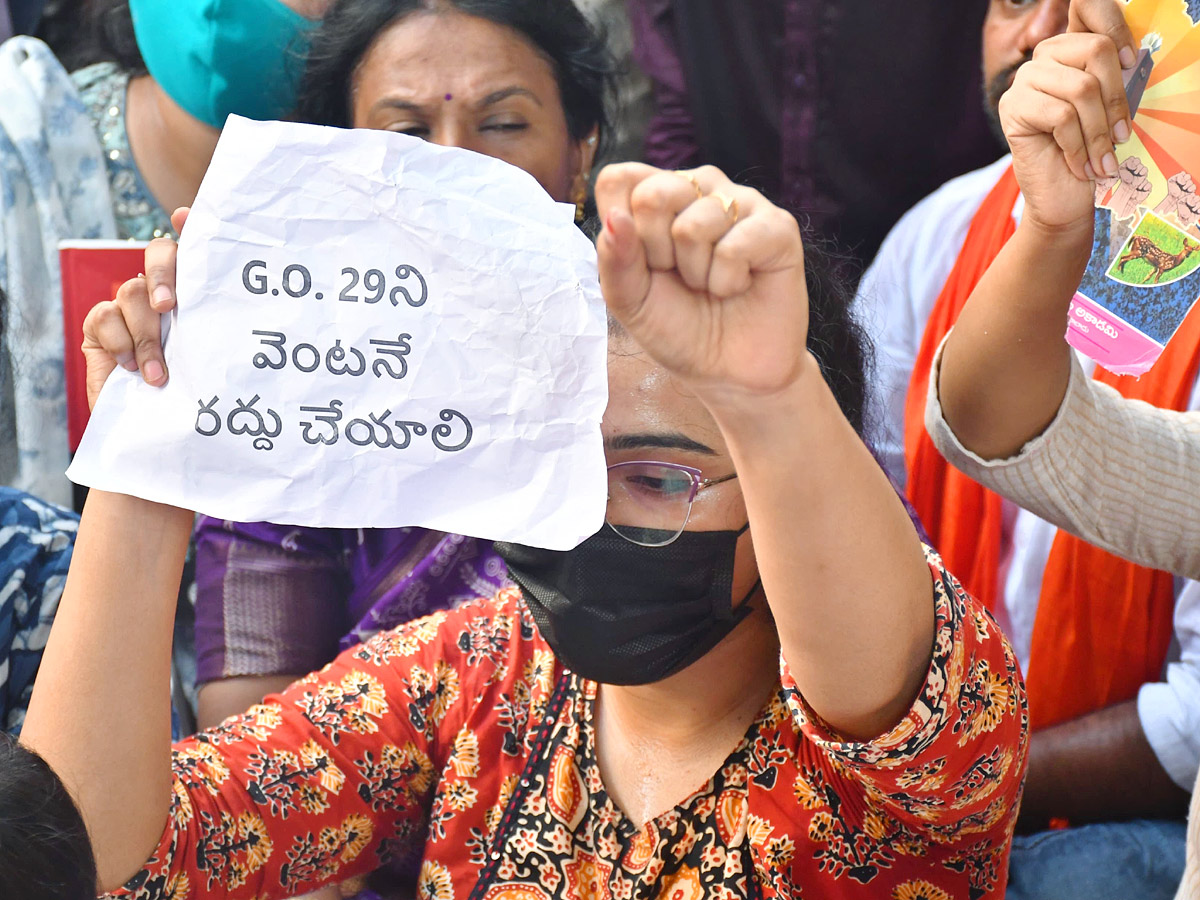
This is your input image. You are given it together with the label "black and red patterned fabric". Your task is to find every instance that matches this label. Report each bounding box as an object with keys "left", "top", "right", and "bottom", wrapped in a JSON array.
[{"left": 110, "top": 548, "right": 1026, "bottom": 900}]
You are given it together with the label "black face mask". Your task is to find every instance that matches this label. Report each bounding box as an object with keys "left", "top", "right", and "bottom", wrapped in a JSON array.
[{"left": 494, "top": 523, "right": 756, "bottom": 686}]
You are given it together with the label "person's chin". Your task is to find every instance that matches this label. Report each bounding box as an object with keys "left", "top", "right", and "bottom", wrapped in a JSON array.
[{"left": 983, "top": 74, "right": 1019, "bottom": 147}]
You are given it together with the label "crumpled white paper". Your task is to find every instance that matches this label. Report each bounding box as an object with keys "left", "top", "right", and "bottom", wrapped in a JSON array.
[{"left": 68, "top": 116, "right": 608, "bottom": 550}]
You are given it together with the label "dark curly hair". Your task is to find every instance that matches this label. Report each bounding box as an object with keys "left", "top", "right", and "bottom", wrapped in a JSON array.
[
  {"left": 802, "top": 237, "right": 869, "bottom": 436},
  {"left": 295, "top": 0, "right": 615, "bottom": 155},
  {"left": 0, "top": 733, "right": 97, "bottom": 900}
]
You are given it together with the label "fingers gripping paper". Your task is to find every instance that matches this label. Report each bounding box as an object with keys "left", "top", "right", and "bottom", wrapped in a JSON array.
[{"left": 68, "top": 117, "right": 608, "bottom": 550}]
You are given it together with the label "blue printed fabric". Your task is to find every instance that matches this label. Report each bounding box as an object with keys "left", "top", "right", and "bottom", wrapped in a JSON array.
[
  {"left": 0, "top": 36, "right": 117, "bottom": 506},
  {"left": 72, "top": 62, "right": 173, "bottom": 242},
  {"left": 0, "top": 486, "right": 77, "bottom": 734}
]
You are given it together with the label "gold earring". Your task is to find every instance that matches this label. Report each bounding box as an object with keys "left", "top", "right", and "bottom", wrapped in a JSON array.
[{"left": 573, "top": 175, "right": 589, "bottom": 223}]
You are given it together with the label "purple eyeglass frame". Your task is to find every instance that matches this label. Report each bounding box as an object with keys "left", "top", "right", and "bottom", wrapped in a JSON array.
[{"left": 605, "top": 460, "right": 739, "bottom": 546}]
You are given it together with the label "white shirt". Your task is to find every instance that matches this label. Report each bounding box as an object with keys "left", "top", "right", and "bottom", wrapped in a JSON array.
[{"left": 855, "top": 154, "right": 1200, "bottom": 790}]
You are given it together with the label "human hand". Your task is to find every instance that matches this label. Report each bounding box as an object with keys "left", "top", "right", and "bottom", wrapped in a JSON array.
[
  {"left": 1094, "top": 171, "right": 1118, "bottom": 206},
  {"left": 595, "top": 164, "right": 809, "bottom": 405},
  {"left": 80, "top": 208, "right": 189, "bottom": 410},
  {"left": 999, "top": 0, "right": 1135, "bottom": 232}
]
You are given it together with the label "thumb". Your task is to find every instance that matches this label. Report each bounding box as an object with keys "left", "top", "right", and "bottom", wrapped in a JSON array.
[
  {"left": 597, "top": 210, "right": 651, "bottom": 324},
  {"left": 171, "top": 206, "right": 190, "bottom": 234}
]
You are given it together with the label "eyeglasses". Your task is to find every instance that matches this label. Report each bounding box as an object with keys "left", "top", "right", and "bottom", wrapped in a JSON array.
[{"left": 606, "top": 460, "right": 739, "bottom": 547}]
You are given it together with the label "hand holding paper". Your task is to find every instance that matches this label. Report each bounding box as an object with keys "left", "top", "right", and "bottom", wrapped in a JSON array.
[
  {"left": 1063, "top": 1, "right": 1200, "bottom": 374},
  {"left": 1000, "top": 7, "right": 1134, "bottom": 232},
  {"left": 938, "top": 0, "right": 1200, "bottom": 459},
  {"left": 69, "top": 117, "right": 608, "bottom": 551},
  {"left": 79, "top": 211, "right": 188, "bottom": 412}
]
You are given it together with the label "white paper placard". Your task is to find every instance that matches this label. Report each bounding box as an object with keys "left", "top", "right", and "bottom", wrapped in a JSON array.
[{"left": 69, "top": 116, "right": 608, "bottom": 550}]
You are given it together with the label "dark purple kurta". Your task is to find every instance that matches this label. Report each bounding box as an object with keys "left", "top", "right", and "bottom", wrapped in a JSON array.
[{"left": 628, "top": 0, "right": 1004, "bottom": 266}]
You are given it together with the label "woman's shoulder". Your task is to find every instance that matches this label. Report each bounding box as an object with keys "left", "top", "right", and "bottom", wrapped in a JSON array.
[
  {"left": 339, "top": 585, "right": 557, "bottom": 753},
  {"left": 352, "top": 584, "right": 548, "bottom": 678}
]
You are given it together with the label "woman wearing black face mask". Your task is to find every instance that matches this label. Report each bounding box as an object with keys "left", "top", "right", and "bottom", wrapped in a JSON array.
[{"left": 23, "top": 164, "right": 1026, "bottom": 899}]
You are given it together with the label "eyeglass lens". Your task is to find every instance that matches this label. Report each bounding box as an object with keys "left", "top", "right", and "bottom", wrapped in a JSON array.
[{"left": 606, "top": 462, "right": 698, "bottom": 547}]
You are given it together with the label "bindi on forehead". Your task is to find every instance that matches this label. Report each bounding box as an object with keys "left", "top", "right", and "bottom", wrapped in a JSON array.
[{"left": 444, "top": 93, "right": 452, "bottom": 101}]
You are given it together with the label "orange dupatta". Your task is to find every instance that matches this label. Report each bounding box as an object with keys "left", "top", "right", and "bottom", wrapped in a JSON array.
[{"left": 904, "top": 166, "right": 1200, "bottom": 730}]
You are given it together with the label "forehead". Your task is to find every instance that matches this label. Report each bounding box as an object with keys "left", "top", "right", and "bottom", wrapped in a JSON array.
[
  {"left": 985, "top": 0, "right": 1064, "bottom": 23},
  {"left": 354, "top": 10, "right": 560, "bottom": 101},
  {"left": 603, "top": 348, "right": 727, "bottom": 451}
]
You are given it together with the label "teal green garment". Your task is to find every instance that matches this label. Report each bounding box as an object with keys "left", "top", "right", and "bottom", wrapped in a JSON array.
[{"left": 129, "top": 0, "right": 317, "bottom": 129}]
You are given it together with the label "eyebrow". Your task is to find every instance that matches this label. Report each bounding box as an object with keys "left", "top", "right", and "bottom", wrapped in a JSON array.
[
  {"left": 371, "top": 98, "right": 426, "bottom": 115},
  {"left": 477, "top": 86, "right": 542, "bottom": 109},
  {"left": 604, "top": 433, "right": 717, "bottom": 455},
  {"left": 371, "top": 86, "right": 541, "bottom": 116}
]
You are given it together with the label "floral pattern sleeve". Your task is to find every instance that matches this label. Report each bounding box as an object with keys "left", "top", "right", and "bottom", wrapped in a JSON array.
[
  {"left": 774, "top": 547, "right": 1028, "bottom": 897},
  {"left": 108, "top": 596, "right": 520, "bottom": 900}
]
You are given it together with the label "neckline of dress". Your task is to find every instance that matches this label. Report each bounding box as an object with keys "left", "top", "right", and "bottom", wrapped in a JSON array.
[{"left": 570, "top": 674, "right": 782, "bottom": 840}]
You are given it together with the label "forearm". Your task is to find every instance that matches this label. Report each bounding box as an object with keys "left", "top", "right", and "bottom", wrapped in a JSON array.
[
  {"left": 707, "top": 355, "right": 933, "bottom": 740},
  {"left": 939, "top": 219, "right": 1093, "bottom": 460},
  {"left": 21, "top": 491, "right": 193, "bottom": 891},
  {"left": 930, "top": 348, "right": 1200, "bottom": 579},
  {"left": 1018, "top": 699, "right": 1190, "bottom": 831},
  {"left": 197, "top": 674, "right": 302, "bottom": 730}
]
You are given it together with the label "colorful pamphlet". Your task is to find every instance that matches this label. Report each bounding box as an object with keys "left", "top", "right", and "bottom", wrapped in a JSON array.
[{"left": 1067, "top": 0, "right": 1200, "bottom": 375}]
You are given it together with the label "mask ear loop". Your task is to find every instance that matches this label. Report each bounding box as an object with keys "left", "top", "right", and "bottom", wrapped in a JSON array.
[
  {"left": 725, "top": 579, "right": 762, "bottom": 619},
  {"left": 725, "top": 521, "right": 760, "bottom": 619}
]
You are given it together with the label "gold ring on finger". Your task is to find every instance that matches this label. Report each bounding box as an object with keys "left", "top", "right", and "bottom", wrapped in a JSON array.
[
  {"left": 714, "top": 192, "right": 739, "bottom": 224},
  {"left": 674, "top": 169, "right": 704, "bottom": 198}
]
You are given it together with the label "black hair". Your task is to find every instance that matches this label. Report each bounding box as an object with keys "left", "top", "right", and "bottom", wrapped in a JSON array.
[
  {"left": 63, "top": 0, "right": 146, "bottom": 76},
  {"left": 0, "top": 734, "right": 97, "bottom": 900},
  {"left": 802, "top": 236, "right": 869, "bottom": 437},
  {"left": 31, "top": 0, "right": 85, "bottom": 71},
  {"left": 295, "top": 0, "right": 614, "bottom": 153}
]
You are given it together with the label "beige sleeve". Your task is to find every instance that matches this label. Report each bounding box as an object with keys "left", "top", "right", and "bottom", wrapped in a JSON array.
[
  {"left": 924, "top": 333, "right": 1200, "bottom": 581},
  {"left": 1176, "top": 784, "right": 1200, "bottom": 900}
]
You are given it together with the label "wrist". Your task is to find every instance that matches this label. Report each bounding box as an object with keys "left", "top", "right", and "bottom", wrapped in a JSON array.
[
  {"left": 1007, "top": 219, "right": 1094, "bottom": 320},
  {"left": 700, "top": 352, "right": 825, "bottom": 435},
  {"left": 1016, "top": 213, "right": 1095, "bottom": 255}
]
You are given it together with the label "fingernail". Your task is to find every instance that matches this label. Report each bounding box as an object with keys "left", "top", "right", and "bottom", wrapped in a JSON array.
[
  {"left": 1119, "top": 46, "right": 1136, "bottom": 68},
  {"left": 143, "top": 360, "right": 165, "bottom": 384},
  {"left": 1084, "top": 160, "right": 1097, "bottom": 180},
  {"left": 1113, "top": 119, "right": 1131, "bottom": 143},
  {"left": 115, "top": 351, "right": 138, "bottom": 371},
  {"left": 152, "top": 285, "right": 173, "bottom": 308},
  {"left": 1102, "top": 152, "right": 1119, "bottom": 177}
]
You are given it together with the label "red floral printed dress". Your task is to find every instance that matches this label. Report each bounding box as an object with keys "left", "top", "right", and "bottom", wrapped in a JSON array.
[{"left": 109, "top": 549, "right": 1026, "bottom": 900}]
